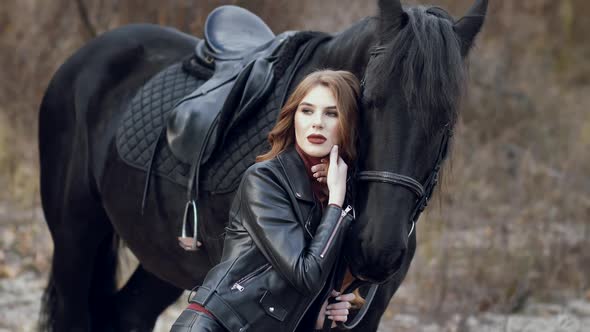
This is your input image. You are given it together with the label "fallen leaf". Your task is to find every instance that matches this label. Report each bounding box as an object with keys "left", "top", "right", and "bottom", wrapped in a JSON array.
[{"left": 0, "top": 264, "right": 19, "bottom": 279}]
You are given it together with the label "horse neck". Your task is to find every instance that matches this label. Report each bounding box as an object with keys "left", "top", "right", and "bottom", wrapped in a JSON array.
[{"left": 313, "top": 17, "right": 378, "bottom": 77}]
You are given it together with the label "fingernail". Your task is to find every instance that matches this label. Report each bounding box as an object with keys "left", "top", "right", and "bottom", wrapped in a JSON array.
[
  {"left": 335, "top": 296, "right": 341, "bottom": 301},
  {"left": 328, "top": 316, "right": 334, "bottom": 320},
  {"left": 325, "top": 310, "right": 330, "bottom": 315}
]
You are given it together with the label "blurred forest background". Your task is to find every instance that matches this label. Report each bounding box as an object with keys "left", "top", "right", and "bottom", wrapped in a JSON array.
[{"left": 0, "top": 0, "right": 589, "bottom": 331}]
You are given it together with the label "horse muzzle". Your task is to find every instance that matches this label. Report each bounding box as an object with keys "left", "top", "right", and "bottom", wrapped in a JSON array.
[{"left": 347, "top": 247, "right": 407, "bottom": 284}]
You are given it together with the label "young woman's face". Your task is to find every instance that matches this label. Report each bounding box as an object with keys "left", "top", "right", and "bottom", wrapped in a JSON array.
[{"left": 294, "top": 85, "right": 341, "bottom": 157}]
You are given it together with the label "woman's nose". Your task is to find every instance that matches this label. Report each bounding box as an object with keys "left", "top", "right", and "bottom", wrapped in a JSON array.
[{"left": 312, "top": 113, "right": 324, "bottom": 128}]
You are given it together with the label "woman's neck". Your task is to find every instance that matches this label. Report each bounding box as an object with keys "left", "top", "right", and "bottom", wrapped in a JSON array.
[
  {"left": 294, "top": 143, "right": 325, "bottom": 178},
  {"left": 294, "top": 143, "right": 329, "bottom": 205}
]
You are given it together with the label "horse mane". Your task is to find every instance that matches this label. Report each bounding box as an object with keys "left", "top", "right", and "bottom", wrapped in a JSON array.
[{"left": 373, "top": 6, "right": 466, "bottom": 139}]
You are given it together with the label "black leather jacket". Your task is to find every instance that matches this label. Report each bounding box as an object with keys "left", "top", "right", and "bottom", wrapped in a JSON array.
[{"left": 191, "top": 146, "right": 354, "bottom": 332}]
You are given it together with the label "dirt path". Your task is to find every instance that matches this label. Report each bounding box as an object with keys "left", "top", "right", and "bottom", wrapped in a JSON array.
[
  {"left": 1, "top": 203, "right": 588, "bottom": 331},
  {"left": 1, "top": 271, "right": 588, "bottom": 332},
  {"left": 2, "top": 249, "right": 590, "bottom": 332},
  {"left": 154, "top": 291, "right": 590, "bottom": 332}
]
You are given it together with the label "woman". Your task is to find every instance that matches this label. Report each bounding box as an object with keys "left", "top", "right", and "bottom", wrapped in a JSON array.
[{"left": 171, "top": 70, "right": 361, "bottom": 332}]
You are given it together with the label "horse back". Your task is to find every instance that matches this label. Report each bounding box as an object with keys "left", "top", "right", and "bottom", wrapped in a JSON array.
[{"left": 39, "top": 24, "right": 198, "bottom": 224}]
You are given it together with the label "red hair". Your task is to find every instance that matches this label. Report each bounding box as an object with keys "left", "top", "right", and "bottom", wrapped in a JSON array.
[{"left": 256, "top": 70, "right": 360, "bottom": 164}]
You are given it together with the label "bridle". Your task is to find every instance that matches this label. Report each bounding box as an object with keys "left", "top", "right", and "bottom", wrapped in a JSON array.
[
  {"left": 356, "top": 125, "right": 451, "bottom": 238},
  {"left": 329, "top": 46, "right": 453, "bottom": 331},
  {"left": 358, "top": 46, "right": 452, "bottom": 239}
]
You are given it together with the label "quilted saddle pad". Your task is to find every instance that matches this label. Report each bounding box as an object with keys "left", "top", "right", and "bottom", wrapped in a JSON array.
[{"left": 116, "top": 31, "right": 327, "bottom": 193}]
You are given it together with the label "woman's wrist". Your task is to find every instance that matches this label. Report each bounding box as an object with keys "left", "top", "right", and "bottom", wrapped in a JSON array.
[
  {"left": 327, "top": 197, "right": 344, "bottom": 207},
  {"left": 328, "top": 188, "right": 345, "bottom": 207}
]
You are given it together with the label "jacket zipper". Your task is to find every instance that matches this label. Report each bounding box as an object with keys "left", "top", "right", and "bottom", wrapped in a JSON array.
[
  {"left": 230, "top": 263, "right": 271, "bottom": 292},
  {"left": 320, "top": 205, "right": 352, "bottom": 258},
  {"left": 290, "top": 206, "right": 353, "bottom": 330}
]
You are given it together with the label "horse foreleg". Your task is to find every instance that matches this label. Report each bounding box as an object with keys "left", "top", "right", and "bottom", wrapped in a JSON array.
[{"left": 111, "top": 265, "right": 184, "bottom": 331}]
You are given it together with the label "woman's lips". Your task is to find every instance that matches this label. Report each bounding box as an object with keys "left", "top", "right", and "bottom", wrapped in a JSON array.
[
  {"left": 307, "top": 135, "right": 326, "bottom": 144},
  {"left": 307, "top": 138, "right": 326, "bottom": 144}
]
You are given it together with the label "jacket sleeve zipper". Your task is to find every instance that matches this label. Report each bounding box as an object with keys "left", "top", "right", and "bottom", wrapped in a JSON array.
[
  {"left": 231, "top": 263, "right": 271, "bottom": 292},
  {"left": 320, "top": 205, "right": 352, "bottom": 258}
]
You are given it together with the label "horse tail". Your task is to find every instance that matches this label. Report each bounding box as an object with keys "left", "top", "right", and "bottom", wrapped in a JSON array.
[{"left": 37, "top": 49, "right": 77, "bottom": 330}]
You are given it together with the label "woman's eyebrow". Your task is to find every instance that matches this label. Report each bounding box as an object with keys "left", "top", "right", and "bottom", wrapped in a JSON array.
[{"left": 299, "top": 102, "right": 337, "bottom": 110}]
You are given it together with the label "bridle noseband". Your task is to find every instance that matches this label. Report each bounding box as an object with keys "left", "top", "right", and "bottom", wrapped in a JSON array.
[{"left": 357, "top": 125, "right": 451, "bottom": 237}]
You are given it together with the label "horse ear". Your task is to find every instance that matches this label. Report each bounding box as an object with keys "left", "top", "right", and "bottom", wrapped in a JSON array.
[
  {"left": 453, "top": 0, "right": 488, "bottom": 56},
  {"left": 378, "top": 0, "right": 405, "bottom": 35}
]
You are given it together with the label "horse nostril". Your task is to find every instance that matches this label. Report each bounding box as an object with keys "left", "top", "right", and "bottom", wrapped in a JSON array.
[
  {"left": 353, "top": 248, "right": 408, "bottom": 284},
  {"left": 385, "top": 249, "right": 406, "bottom": 272}
]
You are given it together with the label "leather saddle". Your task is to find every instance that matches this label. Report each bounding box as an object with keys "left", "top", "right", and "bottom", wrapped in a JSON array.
[
  {"left": 166, "top": 5, "right": 294, "bottom": 197},
  {"left": 165, "top": 5, "right": 296, "bottom": 250}
]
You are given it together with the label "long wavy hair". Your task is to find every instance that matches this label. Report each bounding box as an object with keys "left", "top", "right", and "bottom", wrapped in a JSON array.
[{"left": 256, "top": 70, "right": 361, "bottom": 164}]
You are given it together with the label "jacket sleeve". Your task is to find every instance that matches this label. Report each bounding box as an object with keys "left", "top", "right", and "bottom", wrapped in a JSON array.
[{"left": 238, "top": 164, "right": 353, "bottom": 295}]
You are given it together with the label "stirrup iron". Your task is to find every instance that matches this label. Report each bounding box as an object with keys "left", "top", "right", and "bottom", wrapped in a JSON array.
[{"left": 178, "top": 200, "right": 200, "bottom": 251}]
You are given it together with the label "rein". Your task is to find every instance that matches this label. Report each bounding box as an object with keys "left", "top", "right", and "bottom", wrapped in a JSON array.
[{"left": 325, "top": 46, "right": 452, "bottom": 331}]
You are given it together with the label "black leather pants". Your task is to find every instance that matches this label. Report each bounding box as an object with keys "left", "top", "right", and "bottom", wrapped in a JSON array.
[{"left": 170, "top": 309, "right": 227, "bottom": 332}]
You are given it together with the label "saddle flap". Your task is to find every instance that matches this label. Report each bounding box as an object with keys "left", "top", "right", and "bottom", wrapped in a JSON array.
[
  {"left": 217, "top": 57, "right": 275, "bottom": 139},
  {"left": 166, "top": 77, "right": 237, "bottom": 165}
]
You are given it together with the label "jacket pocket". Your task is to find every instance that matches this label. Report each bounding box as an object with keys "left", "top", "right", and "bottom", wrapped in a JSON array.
[
  {"left": 259, "top": 290, "right": 287, "bottom": 321},
  {"left": 230, "top": 263, "right": 271, "bottom": 292}
]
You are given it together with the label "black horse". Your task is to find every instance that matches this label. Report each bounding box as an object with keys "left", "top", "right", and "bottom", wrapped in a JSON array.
[{"left": 38, "top": 0, "right": 487, "bottom": 331}]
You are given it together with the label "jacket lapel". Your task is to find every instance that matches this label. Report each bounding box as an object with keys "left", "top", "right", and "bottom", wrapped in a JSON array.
[
  {"left": 277, "top": 146, "right": 317, "bottom": 237},
  {"left": 277, "top": 146, "right": 315, "bottom": 202}
]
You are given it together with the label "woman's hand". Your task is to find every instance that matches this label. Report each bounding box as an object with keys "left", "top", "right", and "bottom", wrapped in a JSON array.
[
  {"left": 315, "top": 290, "right": 356, "bottom": 329},
  {"left": 326, "top": 145, "right": 348, "bottom": 207},
  {"left": 311, "top": 158, "right": 328, "bottom": 184}
]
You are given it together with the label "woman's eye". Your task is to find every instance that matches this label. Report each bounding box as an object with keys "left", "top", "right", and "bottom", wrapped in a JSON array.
[
  {"left": 301, "top": 108, "right": 313, "bottom": 114},
  {"left": 326, "top": 111, "right": 338, "bottom": 117}
]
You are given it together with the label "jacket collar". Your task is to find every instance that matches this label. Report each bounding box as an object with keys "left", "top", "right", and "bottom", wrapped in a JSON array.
[{"left": 277, "top": 145, "right": 315, "bottom": 203}]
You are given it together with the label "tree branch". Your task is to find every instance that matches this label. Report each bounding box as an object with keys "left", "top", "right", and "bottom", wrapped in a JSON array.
[{"left": 75, "top": 0, "right": 97, "bottom": 39}]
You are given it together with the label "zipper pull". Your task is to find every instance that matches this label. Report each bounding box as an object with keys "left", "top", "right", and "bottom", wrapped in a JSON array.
[
  {"left": 231, "top": 283, "right": 244, "bottom": 292},
  {"left": 341, "top": 205, "right": 352, "bottom": 217}
]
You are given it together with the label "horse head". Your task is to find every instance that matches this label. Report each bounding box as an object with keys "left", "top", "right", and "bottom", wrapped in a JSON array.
[{"left": 345, "top": 0, "right": 488, "bottom": 283}]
